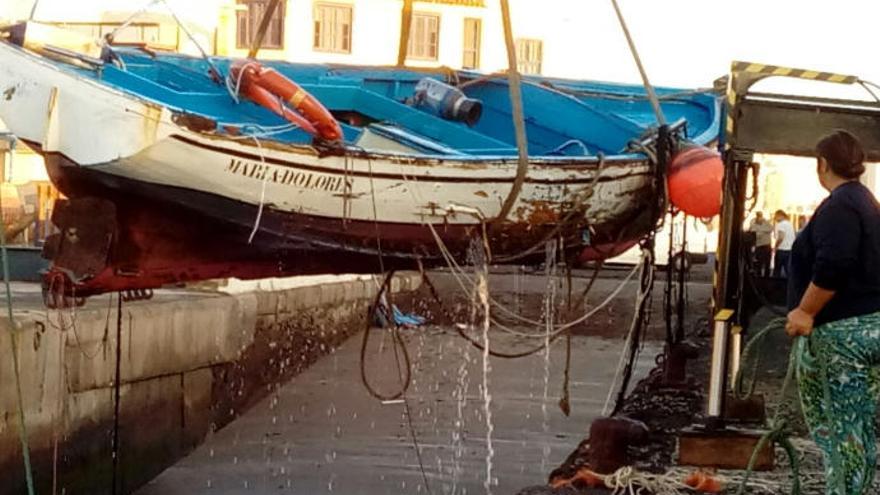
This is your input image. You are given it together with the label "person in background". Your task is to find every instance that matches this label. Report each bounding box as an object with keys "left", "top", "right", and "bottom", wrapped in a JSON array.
[
  {"left": 786, "top": 130, "right": 880, "bottom": 495},
  {"left": 797, "top": 214, "right": 810, "bottom": 235},
  {"left": 748, "top": 211, "right": 773, "bottom": 276},
  {"left": 773, "top": 209, "right": 795, "bottom": 277}
]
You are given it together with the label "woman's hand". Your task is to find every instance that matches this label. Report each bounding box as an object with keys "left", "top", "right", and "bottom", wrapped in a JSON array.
[{"left": 786, "top": 307, "right": 814, "bottom": 337}]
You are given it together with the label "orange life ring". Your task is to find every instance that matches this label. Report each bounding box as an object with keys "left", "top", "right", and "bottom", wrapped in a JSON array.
[{"left": 229, "top": 60, "right": 343, "bottom": 143}]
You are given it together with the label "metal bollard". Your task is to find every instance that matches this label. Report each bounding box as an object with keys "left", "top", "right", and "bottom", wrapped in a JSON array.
[{"left": 707, "top": 309, "right": 733, "bottom": 418}]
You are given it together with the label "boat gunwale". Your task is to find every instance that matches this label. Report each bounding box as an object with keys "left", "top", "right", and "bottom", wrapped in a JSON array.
[{"left": 0, "top": 39, "right": 716, "bottom": 166}]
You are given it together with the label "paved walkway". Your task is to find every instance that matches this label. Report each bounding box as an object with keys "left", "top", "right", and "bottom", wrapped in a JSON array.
[{"left": 139, "top": 327, "right": 661, "bottom": 495}]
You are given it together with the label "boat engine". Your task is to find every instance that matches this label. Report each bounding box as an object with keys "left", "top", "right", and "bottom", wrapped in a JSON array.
[{"left": 412, "top": 78, "right": 483, "bottom": 126}]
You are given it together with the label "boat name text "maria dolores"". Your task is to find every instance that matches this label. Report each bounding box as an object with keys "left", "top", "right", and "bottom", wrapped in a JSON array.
[{"left": 225, "top": 158, "right": 352, "bottom": 193}]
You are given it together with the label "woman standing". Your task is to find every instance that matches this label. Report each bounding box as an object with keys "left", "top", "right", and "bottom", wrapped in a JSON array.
[{"left": 786, "top": 130, "right": 880, "bottom": 494}]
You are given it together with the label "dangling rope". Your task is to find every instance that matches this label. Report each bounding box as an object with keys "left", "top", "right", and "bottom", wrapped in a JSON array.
[
  {"left": 0, "top": 135, "right": 36, "bottom": 495},
  {"left": 426, "top": 220, "right": 637, "bottom": 338},
  {"left": 423, "top": 223, "right": 649, "bottom": 381},
  {"left": 386, "top": 305, "right": 431, "bottom": 495},
  {"left": 608, "top": 0, "right": 666, "bottom": 126},
  {"left": 111, "top": 295, "right": 124, "bottom": 495},
  {"left": 493, "top": 0, "right": 530, "bottom": 225},
  {"left": 359, "top": 271, "right": 411, "bottom": 401},
  {"left": 247, "top": 135, "right": 269, "bottom": 244},
  {"left": 602, "top": 246, "right": 654, "bottom": 416}
]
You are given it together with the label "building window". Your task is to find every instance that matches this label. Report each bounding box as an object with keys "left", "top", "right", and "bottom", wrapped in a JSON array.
[
  {"left": 515, "top": 38, "right": 543, "bottom": 75},
  {"left": 407, "top": 13, "right": 440, "bottom": 60},
  {"left": 314, "top": 3, "right": 352, "bottom": 53},
  {"left": 236, "top": 0, "right": 285, "bottom": 50},
  {"left": 462, "top": 17, "right": 481, "bottom": 69}
]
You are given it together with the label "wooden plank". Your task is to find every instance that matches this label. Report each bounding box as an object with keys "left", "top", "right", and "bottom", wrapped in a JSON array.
[{"left": 678, "top": 428, "right": 774, "bottom": 471}]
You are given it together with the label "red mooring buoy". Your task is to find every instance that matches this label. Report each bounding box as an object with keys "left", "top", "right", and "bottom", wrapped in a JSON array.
[{"left": 667, "top": 145, "right": 723, "bottom": 217}]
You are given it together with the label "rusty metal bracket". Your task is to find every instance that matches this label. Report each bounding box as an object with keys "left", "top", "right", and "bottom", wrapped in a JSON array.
[{"left": 43, "top": 197, "right": 116, "bottom": 282}]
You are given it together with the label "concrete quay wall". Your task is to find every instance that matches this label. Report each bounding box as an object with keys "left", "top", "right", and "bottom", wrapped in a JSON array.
[{"left": 0, "top": 273, "right": 421, "bottom": 495}]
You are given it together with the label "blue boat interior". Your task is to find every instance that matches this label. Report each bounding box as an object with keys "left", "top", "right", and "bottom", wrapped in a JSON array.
[{"left": 62, "top": 47, "right": 721, "bottom": 158}]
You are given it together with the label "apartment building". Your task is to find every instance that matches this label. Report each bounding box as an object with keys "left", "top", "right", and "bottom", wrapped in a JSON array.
[{"left": 216, "top": 0, "right": 546, "bottom": 74}]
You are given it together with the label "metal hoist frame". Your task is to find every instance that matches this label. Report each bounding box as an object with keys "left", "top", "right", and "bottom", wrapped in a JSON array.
[{"left": 708, "top": 60, "right": 879, "bottom": 421}]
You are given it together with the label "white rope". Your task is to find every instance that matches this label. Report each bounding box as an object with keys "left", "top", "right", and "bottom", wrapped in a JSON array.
[
  {"left": 226, "top": 123, "right": 301, "bottom": 140},
  {"left": 601, "top": 247, "right": 653, "bottom": 416},
  {"left": 427, "top": 221, "right": 642, "bottom": 339},
  {"left": 226, "top": 123, "right": 307, "bottom": 244},
  {"left": 426, "top": 219, "right": 636, "bottom": 334},
  {"left": 602, "top": 466, "right": 691, "bottom": 495},
  {"left": 247, "top": 135, "right": 269, "bottom": 244},
  {"left": 562, "top": 465, "right": 787, "bottom": 495},
  {"left": 225, "top": 61, "right": 261, "bottom": 104}
]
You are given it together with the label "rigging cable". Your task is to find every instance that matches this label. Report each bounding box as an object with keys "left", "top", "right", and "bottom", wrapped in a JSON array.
[
  {"left": 103, "top": 0, "right": 162, "bottom": 45},
  {"left": 158, "top": 0, "right": 224, "bottom": 82},
  {"left": 602, "top": 246, "right": 655, "bottom": 416}
]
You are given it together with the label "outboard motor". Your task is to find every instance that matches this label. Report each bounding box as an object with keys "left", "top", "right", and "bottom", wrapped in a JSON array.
[{"left": 412, "top": 78, "right": 482, "bottom": 127}]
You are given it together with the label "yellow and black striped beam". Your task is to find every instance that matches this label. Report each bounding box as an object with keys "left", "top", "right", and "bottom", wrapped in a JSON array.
[
  {"left": 730, "top": 61, "right": 857, "bottom": 84},
  {"left": 725, "top": 61, "right": 860, "bottom": 146}
]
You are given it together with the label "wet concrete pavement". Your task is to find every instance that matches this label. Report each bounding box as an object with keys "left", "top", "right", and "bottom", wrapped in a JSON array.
[{"left": 138, "top": 324, "right": 662, "bottom": 495}]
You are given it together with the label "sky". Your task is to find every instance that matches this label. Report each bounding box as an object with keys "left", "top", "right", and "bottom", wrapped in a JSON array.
[
  {"left": 522, "top": 0, "right": 880, "bottom": 95},
  {"left": 3, "top": 0, "right": 880, "bottom": 91}
]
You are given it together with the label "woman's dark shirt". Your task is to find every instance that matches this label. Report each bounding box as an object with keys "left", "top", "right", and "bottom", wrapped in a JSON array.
[{"left": 788, "top": 181, "right": 880, "bottom": 325}]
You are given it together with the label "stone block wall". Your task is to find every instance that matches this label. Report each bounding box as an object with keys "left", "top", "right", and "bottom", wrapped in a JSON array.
[{"left": 0, "top": 273, "right": 420, "bottom": 495}]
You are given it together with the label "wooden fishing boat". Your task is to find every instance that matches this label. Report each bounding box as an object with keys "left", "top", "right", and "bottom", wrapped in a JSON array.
[{"left": 0, "top": 23, "right": 720, "bottom": 300}]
